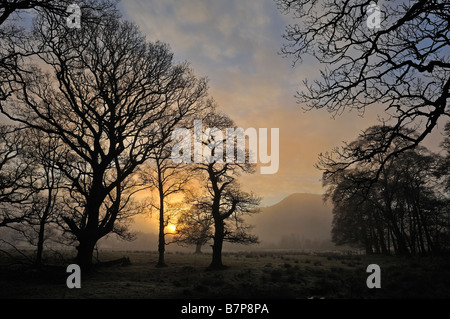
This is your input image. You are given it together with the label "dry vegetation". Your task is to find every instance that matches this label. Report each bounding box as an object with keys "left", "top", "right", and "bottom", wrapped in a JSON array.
[{"left": 1, "top": 250, "right": 450, "bottom": 299}]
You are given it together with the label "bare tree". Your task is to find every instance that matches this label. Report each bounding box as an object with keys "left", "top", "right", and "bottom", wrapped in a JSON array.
[
  {"left": 0, "top": 125, "right": 36, "bottom": 228},
  {"left": 0, "top": 12, "right": 211, "bottom": 269},
  {"left": 140, "top": 142, "right": 193, "bottom": 268},
  {"left": 276, "top": 0, "right": 450, "bottom": 178},
  {"left": 194, "top": 112, "right": 260, "bottom": 269},
  {"left": 25, "top": 130, "right": 64, "bottom": 266},
  {"left": 173, "top": 199, "right": 214, "bottom": 254},
  {"left": 0, "top": 0, "right": 118, "bottom": 102}
]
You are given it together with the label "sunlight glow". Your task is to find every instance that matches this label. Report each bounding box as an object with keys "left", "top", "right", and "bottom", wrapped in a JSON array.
[{"left": 167, "top": 224, "right": 177, "bottom": 233}]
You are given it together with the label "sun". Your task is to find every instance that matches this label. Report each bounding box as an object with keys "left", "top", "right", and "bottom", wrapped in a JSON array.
[{"left": 167, "top": 224, "right": 177, "bottom": 233}]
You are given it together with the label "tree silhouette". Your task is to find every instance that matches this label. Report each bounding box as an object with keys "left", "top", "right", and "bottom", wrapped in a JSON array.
[
  {"left": 277, "top": 0, "right": 450, "bottom": 177},
  {"left": 323, "top": 125, "right": 450, "bottom": 255},
  {"left": 24, "top": 130, "right": 64, "bottom": 266},
  {"left": 194, "top": 112, "right": 260, "bottom": 269},
  {"left": 140, "top": 144, "right": 193, "bottom": 268},
  {"left": 0, "top": 0, "right": 118, "bottom": 103},
  {"left": 0, "top": 12, "right": 210, "bottom": 269},
  {"left": 173, "top": 201, "right": 214, "bottom": 254},
  {"left": 0, "top": 125, "right": 36, "bottom": 228}
]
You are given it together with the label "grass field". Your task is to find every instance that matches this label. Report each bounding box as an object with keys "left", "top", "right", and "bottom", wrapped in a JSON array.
[{"left": 1, "top": 250, "right": 450, "bottom": 299}]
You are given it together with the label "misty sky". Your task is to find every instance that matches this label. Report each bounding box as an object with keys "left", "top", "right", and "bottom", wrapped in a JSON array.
[
  {"left": 0, "top": 0, "right": 444, "bottom": 209},
  {"left": 119, "top": 0, "right": 446, "bottom": 207}
]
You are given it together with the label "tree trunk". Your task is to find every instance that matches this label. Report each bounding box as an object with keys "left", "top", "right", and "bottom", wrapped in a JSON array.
[
  {"left": 365, "top": 240, "right": 373, "bottom": 255},
  {"left": 391, "top": 222, "right": 410, "bottom": 256},
  {"left": 75, "top": 194, "right": 104, "bottom": 270},
  {"left": 194, "top": 242, "right": 203, "bottom": 254},
  {"left": 35, "top": 187, "right": 53, "bottom": 267},
  {"left": 417, "top": 207, "right": 435, "bottom": 254},
  {"left": 156, "top": 208, "right": 167, "bottom": 267},
  {"left": 387, "top": 226, "right": 391, "bottom": 254},
  {"left": 76, "top": 236, "right": 97, "bottom": 271},
  {"left": 35, "top": 217, "right": 46, "bottom": 267},
  {"left": 156, "top": 180, "right": 167, "bottom": 268},
  {"left": 209, "top": 218, "right": 225, "bottom": 269},
  {"left": 378, "top": 228, "right": 388, "bottom": 255}
]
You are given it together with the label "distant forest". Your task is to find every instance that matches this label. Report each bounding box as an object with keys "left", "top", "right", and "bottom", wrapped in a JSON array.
[{"left": 322, "top": 125, "right": 450, "bottom": 256}]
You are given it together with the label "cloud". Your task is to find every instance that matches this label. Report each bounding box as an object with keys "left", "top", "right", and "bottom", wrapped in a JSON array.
[{"left": 120, "top": 0, "right": 384, "bottom": 206}]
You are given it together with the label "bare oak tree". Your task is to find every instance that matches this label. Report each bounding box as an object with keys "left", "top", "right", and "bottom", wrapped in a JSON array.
[
  {"left": 0, "top": 12, "right": 211, "bottom": 269},
  {"left": 276, "top": 0, "right": 450, "bottom": 177},
  {"left": 140, "top": 142, "right": 194, "bottom": 268},
  {"left": 0, "top": 0, "right": 118, "bottom": 102},
  {"left": 195, "top": 112, "right": 260, "bottom": 269},
  {"left": 24, "top": 130, "right": 64, "bottom": 266},
  {"left": 173, "top": 196, "right": 214, "bottom": 254}
]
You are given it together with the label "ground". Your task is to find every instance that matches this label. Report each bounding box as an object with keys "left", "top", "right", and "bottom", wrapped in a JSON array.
[{"left": 1, "top": 250, "right": 450, "bottom": 299}]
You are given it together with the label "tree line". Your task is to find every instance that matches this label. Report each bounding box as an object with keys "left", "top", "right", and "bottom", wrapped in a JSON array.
[
  {"left": 0, "top": 0, "right": 260, "bottom": 270},
  {"left": 319, "top": 125, "right": 450, "bottom": 255}
]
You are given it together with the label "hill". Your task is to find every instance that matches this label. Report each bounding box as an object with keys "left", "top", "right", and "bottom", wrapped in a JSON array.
[{"left": 247, "top": 193, "right": 334, "bottom": 249}]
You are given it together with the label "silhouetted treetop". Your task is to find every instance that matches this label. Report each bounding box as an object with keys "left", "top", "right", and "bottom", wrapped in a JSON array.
[
  {"left": 277, "top": 0, "right": 450, "bottom": 175},
  {"left": 0, "top": 10, "right": 211, "bottom": 269}
]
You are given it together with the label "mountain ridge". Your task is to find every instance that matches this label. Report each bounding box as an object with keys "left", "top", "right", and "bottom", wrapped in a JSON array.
[{"left": 248, "top": 192, "right": 333, "bottom": 248}]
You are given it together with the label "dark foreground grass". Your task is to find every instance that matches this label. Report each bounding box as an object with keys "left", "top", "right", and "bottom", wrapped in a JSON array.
[{"left": 0, "top": 250, "right": 449, "bottom": 299}]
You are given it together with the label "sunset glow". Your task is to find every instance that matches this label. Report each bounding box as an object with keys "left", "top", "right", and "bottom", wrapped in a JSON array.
[{"left": 167, "top": 224, "right": 177, "bottom": 234}]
